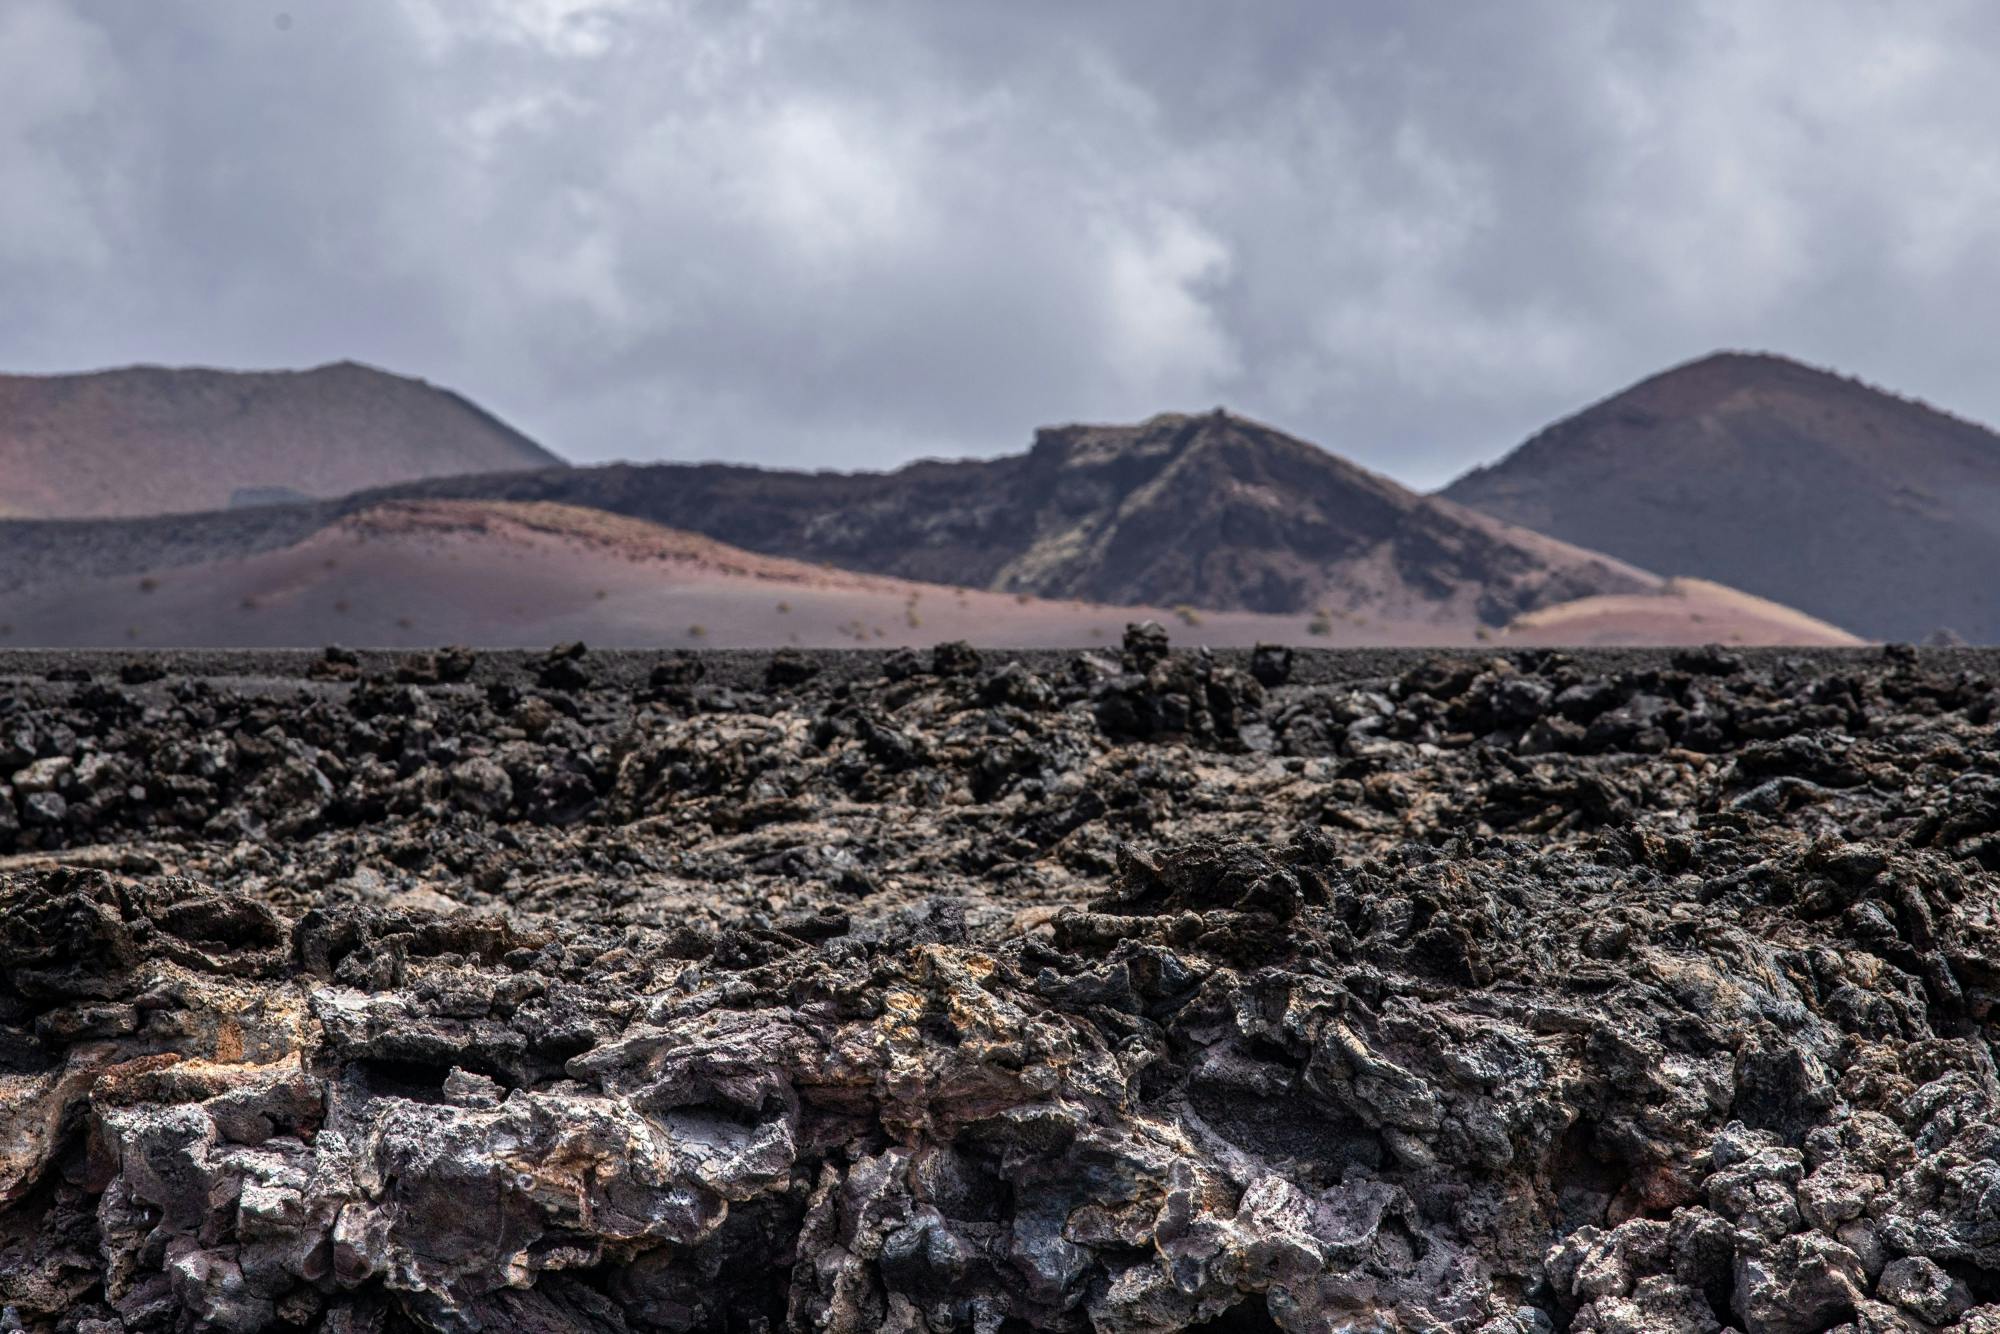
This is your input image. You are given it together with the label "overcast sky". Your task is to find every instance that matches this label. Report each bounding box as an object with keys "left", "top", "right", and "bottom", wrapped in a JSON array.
[{"left": 6, "top": 1, "right": 2000, "bottom": 487}]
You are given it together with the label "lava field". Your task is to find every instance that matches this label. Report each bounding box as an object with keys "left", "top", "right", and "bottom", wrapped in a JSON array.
[{"left": 5, "top": 630, "right": 2000, "bottom": 1333}]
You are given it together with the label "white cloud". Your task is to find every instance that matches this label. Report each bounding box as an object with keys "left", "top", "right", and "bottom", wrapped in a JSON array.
[
  {"left": 0, "top": 1, "right": 122, "bottom": 272},
  {"left": 1093, "top": 208, "right": 1237, "bottom": 401},
  {"left": 401, "top": 0, "right": 644, "bottom": 58},
  {"left": 738, "top": 101, "right": 927, "bottom": 270}
]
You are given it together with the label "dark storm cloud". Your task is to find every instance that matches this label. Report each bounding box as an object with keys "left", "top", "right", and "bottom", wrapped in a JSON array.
[{"left": 6, "top": 1, "right": 2000, "bottom": 485}]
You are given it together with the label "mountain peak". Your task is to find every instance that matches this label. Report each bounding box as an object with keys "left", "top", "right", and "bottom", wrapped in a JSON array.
[
  {"left": 1609, "top": 350, "right": 1857, "bottom": 409},
  {"left": 0, "top": 363, "right": 562, "bottom": 519},
  {"left": 1030, "top": 406, "right": 1243, "bottom": 457},
  {"left": 1025, "top": 408, "right": 1365, "bottom": 486},
  {"left": 1442, "top": 352, "right": 2000, "bottom": 641}
]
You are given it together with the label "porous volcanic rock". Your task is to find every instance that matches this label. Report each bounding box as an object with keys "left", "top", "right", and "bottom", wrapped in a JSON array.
[{"left": 4, "top": 637, "right": 2000, "bottom": 1331}]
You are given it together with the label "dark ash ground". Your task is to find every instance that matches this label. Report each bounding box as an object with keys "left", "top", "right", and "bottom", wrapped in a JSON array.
[{"left": 5, "top": 634, "right": 2000, "bottom": 1333}]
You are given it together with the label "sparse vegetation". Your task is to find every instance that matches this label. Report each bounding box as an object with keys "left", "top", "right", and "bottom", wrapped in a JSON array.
[
  {"left": 1015, "top": 592, "right": 1032, "bottom": 605},
  {"left": 906, "top": 609, "right": 922, "bottom": 628},
  {"left": 687, "top": 624, "right": 706, "bottom": 639},
  {"left": 776, "top": 601, "right": 791, "bottom": 614},
  {"left": 1474, "top": 626, "right": 1493, "bottom": 641},
  {"left": 594, "top": 588, "right": 608, "bottom": 601},
  {"left": 1173, "top": 605, "right": 1202, "bottom": 627},
  {"left": 138, "top": 576, "right": 159, "bottom": 593},
  {"left": 333, "top": 599, "right": 352, "bottom": 614},
  {"left": 239, "top": 596, "right": 258, "bottom": 611},
  {"left": 396, "top": 616, "right": 415, "bottom": 630},
  {"left": 1307, "top": 615, "right": 1333, "bottom": 637}
]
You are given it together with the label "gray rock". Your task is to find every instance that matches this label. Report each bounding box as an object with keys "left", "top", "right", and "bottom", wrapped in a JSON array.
[
  {"left": 19, "top": 790, "right": 67, "bottom": 826},
  {"left": 448, "top": 756, "right": 513, "bottom": 818},
  {"left": 1878, "top": 1255, "right": 1972, "bottom": 1324}
]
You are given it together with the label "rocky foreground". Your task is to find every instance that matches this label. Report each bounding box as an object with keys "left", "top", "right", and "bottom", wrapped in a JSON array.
[{"left": 4, "top": 633, "right": 2000, "bottom": 1333}]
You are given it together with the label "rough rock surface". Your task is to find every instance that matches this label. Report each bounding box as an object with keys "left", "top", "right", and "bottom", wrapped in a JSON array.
[{"left": 6, "top": 633, "right": 2000, "bottom": 1331}]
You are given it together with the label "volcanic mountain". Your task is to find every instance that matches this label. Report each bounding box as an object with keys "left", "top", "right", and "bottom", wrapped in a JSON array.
[
  {"left": 1442, "top": 352, "right": 2000, "bottom": 643},
  {"left": 330, "top": 409, "right": 1671, "bottom": 629},
  {"left": 0, "top": 361, "right": 563, "bottom": 518}
]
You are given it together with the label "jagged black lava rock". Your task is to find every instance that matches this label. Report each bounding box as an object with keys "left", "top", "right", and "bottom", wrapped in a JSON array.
[{"left": 5, "top": 639, "right": 2000, "bottom": 1332}]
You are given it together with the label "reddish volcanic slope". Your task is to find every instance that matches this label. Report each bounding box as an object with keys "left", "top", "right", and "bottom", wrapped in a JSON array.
[
  {"left": 0, "top": 499, "right": 1859, "bottom": 649},
  {"left": 0, "top": 362, "right": 562, "bottom": 518}
]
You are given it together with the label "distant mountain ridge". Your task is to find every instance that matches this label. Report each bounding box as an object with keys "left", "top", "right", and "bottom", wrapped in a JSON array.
[
  {"left": 1442, "top": 351, "right": 2000, "bottom": 642},
  {"left": 0, "top": 410, "right": 1667, "bottom": 631},
  {"left": 374, "top": 409, "right": 1686, "bottom": 628},
  {"left": 0, "top": 361, "right": 563, "bottom": 518},
  {"left": 0, "top": 497, "right": 1858, "bottom": 650},
  {"left": 0, "top": 355, "right": 1909, "bottom": 646}
]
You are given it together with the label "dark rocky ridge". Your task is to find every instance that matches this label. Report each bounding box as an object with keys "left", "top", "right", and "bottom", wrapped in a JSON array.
[
  {"left": 5, "top": 639, "right": 2000, "bottom": 1331},
  {"left": 1442, "top": 351, "right": 2000, "bottom": 643},
  {"left": 0, "top": 412, "right": 1653, "bottom": 627}
]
